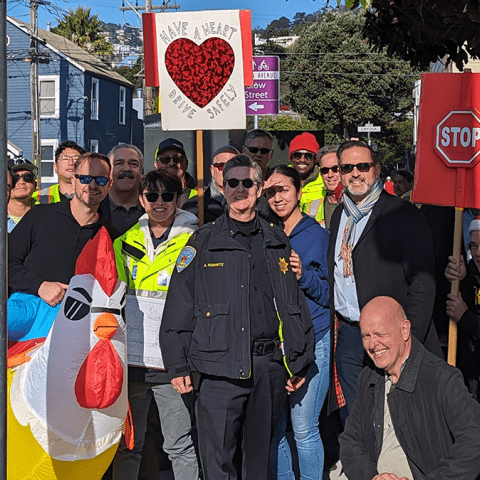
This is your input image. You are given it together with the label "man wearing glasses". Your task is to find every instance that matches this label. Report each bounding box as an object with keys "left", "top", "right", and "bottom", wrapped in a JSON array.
[
  {"left": 319, "top": 145, "right": 341, "bottom": 230},
  {"left": 7, "top": 158, "right": 38, "bottom": 231},
  {"left": 33, "top": 140, "right": 86, "bottom": 204},
  {"left": 327, "top": 140, "right": 440, "bottom": 417},
  {"left": 154, "top": 138, "right": 197, "bottom": 208},
  {"left": 161, "top": 154, "right": 314, "bottom": 480},
  {"left": 242, "top": 129, "right": 274, "bottom": 178}
]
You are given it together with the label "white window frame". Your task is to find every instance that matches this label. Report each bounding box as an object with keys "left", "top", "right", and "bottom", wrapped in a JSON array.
[
  {"left": 40, "top": 138, "right": 58, "bottom": 184},
  {"left": 91, "top": 78, "right": 99, "bottom": 120},
  {"left": 39, "top": 75, "right": 60, "bottom": 118},
  {"left": 90, "top": 139, "right": 99, "bottom": 152},
  {"left": 119, "top": 86, "right": 126, "bottom": 125}
]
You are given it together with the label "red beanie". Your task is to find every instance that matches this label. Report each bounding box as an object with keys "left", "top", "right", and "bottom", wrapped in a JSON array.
[{"left": 289, "top": 133, "right": 320, "bottom": 157}]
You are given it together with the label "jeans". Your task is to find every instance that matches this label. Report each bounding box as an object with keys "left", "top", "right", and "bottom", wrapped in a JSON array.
[
  {"left": 272, "top": 331, "right": 330, "bottom": 480},
  {"left": 112, "top": 382, "right": 199, "bottom": 480}
]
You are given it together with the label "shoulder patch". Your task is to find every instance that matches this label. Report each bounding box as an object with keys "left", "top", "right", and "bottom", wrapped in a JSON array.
[{"left": 176, "top": 246, "right": 196, "bottom": 273}]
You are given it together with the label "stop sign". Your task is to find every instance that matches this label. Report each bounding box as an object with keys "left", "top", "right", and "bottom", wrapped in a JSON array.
[{"left": 435, "top": 110, "right": 480, "bottom": 166}]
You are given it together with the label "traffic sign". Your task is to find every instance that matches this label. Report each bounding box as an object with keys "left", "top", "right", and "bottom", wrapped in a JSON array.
[
  {"left": 245, "top": 56, "right": 280, "bottom": 116},
  {"left": 435, "top": 110, "right": 480, "bottom": 166},
  {"left": 358, "top": 123, "right": 381, "bottom": 132}
]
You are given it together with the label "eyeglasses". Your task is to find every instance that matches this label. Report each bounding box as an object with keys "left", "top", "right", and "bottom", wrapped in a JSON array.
[
  {"left": 156, "top": 155, "right": 186, "bottom": 165},
  {"left": 74, "top": 174, "right": 109, "bottom": 186},
  {"left": 339, "top": 163, "right": 375, "bottom": 175},
  {"left": 212, "top": 162, "right": 225, "bottom": 171},
  {"left": 320, "top": 165, "right": 339, "bottom": 175},
  {"left": 143, "top": 191, "right": 176, "bottom": 203},
  {"left": 292, "top": 151, "right": 315, "bottom": 161},
  {"left": 244, "top": 145, "right": 272, "bottom": 155},
  {"left": 226, "top": 178, "right": 256, "bottom": 189},
  {"left": 59, "top": 154, "right": 80, "bottom": 162},
  {"left": 14, "top": 173, "right": 35, "bottom": 183},
  {"left": 469, "top": 242, "right": 479, "bottom": 252}
]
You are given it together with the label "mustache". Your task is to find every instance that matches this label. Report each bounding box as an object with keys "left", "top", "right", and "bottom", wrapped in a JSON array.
[{"left": 118, "top": 171, "right": 135, "bottom": 179}]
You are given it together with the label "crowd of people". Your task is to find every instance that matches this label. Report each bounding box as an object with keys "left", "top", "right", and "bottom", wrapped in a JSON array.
[{"left": 6, "top": 130, "right": 480, "bottom": 480}]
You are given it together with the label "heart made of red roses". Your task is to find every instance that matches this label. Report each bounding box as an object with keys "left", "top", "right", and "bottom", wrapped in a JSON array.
[{"left": 165, "top": 37, "right": 235, "bottom": 109}]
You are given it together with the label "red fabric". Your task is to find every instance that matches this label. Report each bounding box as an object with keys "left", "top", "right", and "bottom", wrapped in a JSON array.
[
  {"left": 75, "top": 340, "right": 124, "bottom": 409},
  {"left": 75, "top": 227, "right": 118, "bottom": 296},
  {"left": 384, "top": 179, "right": 394, "bottom": 195},
  {"left": 165, "top": 37, "right": 235, "bottom": 108},
  {"left": 143, "top": 13, "right": 159, "bottom": 87},
  {"left": 124, "top": 402, "right": 135, "bottom": 450},
  {"left": 240, "top": 10, "right": 253, "bottom": 87},
  {"left": 7, "top": 338, "right": 46, "bottom": 368}
]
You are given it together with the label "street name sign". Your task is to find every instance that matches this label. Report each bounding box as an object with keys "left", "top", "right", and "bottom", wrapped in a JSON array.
[{"left": 245, "top": 56, "right": 280, "bottom": 115}]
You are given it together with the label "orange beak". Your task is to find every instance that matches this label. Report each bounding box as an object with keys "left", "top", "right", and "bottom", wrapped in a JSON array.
[{"left": 93, "top": 312, "right": 118, "bottom": 340}]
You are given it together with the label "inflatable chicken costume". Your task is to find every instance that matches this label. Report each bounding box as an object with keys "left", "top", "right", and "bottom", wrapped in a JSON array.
[{"left": 7, "top": 227, "right": 128, "bottom": 479}]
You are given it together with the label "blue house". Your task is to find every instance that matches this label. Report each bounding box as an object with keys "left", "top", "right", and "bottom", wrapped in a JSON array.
[{"left": 7, "top": 16, "right": 143, "bottom": 186}]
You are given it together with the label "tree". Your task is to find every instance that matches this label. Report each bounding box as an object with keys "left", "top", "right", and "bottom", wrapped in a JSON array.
[
  {"left": 115, "top": 57, "right": 142, "bottom": 88},
  {"left": 283, "top": 10, "right": 418, "bottom": 146},
  {"left": 52, "top": 6, "right": 113, "bottom": 58}
]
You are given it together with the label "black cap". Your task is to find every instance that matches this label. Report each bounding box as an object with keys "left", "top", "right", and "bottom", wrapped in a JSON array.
[
  {"left": 8, "top": 157, "right": 38, "bottom": 177},
  {"left": 155, "top": 138, "right": 186, "bottom": 158}
]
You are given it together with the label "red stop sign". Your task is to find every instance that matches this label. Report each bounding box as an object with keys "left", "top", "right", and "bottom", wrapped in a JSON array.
[{"left": 435, "top": 110, "right": 480, "bottom": 166}]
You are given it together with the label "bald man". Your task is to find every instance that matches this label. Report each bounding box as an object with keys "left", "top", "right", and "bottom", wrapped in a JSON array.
[{"left": 339, "top": 296, "right": 480, "bottom": 480}]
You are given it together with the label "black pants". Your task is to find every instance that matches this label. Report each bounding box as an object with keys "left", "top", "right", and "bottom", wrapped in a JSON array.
[{"left": 196, "top": 352, "right": 287, "bottom": 480}]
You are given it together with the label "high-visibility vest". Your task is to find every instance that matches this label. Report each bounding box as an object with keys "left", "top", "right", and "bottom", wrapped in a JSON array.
[
  {"left": 299, "top": 173, "right": 327, "bottom": 225},
  {"left": 32, "top": 184, "right": 62, "bottom": 204}
]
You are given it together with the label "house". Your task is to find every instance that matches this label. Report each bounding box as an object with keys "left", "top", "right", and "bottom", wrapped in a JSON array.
[{"left": 6, "top": 16, "right": 143, "bottom": 186}]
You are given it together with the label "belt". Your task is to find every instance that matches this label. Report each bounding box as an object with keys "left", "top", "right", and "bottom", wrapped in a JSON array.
[
  {"left": 336, "top": 311, "right": 360, "bottom": 328},
  {"left": 251, "top": 338, "right": 280, "bottom": 356}
]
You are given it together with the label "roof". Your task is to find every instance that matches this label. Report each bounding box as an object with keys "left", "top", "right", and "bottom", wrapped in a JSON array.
[{"left": 7, "top": 16, "right": 133, "bottom": 87}]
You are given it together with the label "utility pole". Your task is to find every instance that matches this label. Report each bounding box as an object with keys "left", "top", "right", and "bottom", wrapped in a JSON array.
[{"left": 30, "top": 0, "right": 41, "bottom": 177}]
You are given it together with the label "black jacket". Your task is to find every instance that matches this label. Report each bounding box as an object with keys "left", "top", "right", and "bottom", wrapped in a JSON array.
[
  {"left": 160, "top": 212, "right": 315, "bottom": 380},
  {"left": 182, "top": 186, "right": 225, "bottom": 224},
  {"left": 340, "top": 337, "right": 480, "bottom": 480}
]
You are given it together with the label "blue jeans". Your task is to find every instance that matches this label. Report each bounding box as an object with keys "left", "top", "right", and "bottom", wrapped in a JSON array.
[
  {"left": 112, "top": 382, "right": 199, "bottom": 480},
  {"left": 272, "top": 332, "right": 330, "bottom": 480}
]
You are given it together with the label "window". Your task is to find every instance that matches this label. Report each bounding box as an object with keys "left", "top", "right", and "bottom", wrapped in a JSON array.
[
  {"left": 39, "top": 76, "right": 59, "bottom": 118},
  {"left": 91, "top": 78, "right": 99, "bottom": 120},
  {"left": 40, "top": 139, "right": 58, "bottom": 183},
  {"left": 90, "top": 140, "right": 99, "bottom": 152},
  {"left": 119, "top": 86, "right": 126, "bottom": 125}
]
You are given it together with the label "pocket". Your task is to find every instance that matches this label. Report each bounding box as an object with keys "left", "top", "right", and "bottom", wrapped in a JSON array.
[
  {"left": 283, "top": 303, "right": 307, "bottom": 357},
  {"left": 192, "top": 303, "right": 230, "bottom": 352}
]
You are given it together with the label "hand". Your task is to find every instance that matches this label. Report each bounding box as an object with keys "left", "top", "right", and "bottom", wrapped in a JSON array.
[
  {"left": 372, "top": 474, "right": 409, "bottom": 480},
  {"left": 286, "top": 375, "right": 306, "bottom": 392},
  {"left": 445, "top": 255, "right": 467, "bottom": 282},
  {"left": 289, "top": 251, "right": 303, "bottom": 280},
  {"left": 446, "top": 292, "right": 469, "bottom": 322},
  {"left": 171, "top": 375, "right": 193, "bottom": 394},
  {"left": 38, "top": 281, "right": 69, "bottom": 307}
]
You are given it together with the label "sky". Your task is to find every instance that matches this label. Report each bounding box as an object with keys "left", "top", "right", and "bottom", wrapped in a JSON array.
[{"left": 7, "top": 0, "right": 327, "bottom": 32}]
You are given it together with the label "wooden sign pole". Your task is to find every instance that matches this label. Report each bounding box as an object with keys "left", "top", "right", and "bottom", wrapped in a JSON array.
[{"left": 196, "top": 130, "right": 205, "bottom": 227}]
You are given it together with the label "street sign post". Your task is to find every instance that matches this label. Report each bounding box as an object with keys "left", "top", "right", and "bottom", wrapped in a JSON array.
[
  {"left": 245, "top": 56, "right": 280, "bottom": 119},
  {"left": 357, "top": 122, "right": 381, "bottom": 145}
]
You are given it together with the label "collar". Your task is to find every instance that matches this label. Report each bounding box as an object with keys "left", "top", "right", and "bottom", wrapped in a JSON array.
[
  {"left": 107, "top": 194, "right": 142, "bottom": 213},
  {"left": 227, "top": 214, "right": 262, "bottom": 238},
  {"left": 209, "top": 179, "right": 227, "bottom": 206},
  {"left": 302, "top": 165, "right": 320, "bottom": 186}
]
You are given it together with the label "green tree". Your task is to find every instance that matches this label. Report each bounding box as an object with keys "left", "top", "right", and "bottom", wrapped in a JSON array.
[
  {"left": 115, "top": 56, "right": 142, "bottom": 88},
  {"left": 283, "top": 10, "right": 419, "bottom": 148},
  {"left": 52, "top": 6, "right": 113, "bottom": 58}
]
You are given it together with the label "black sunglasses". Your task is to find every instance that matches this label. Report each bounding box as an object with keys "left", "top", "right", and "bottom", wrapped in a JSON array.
[
  {"left": 156, "top": 155, "right": 186, "bottom": 165},
  {"left": 292, "top": 151, "right": 315, "bottom": 161},
  {"left": 75, "top": 174, "right": 109, "bottom": 186},
  {"left": 339, "top": 163, "right": 375, "bottom": 175},
  {"left": 244, "top": 145, "right": 272, "bottom": 155},
  {"left": 320, "top": 165, "right": 339, "bottom": 175},
  {"left": 143, "top": 191, "right": 176, "bottom": 203},
  {"left": 226, "top": 178, "right": 256, "bottom": 189},
  {"left": 14, "top": 172, "right": 35, "bottom": 183}
]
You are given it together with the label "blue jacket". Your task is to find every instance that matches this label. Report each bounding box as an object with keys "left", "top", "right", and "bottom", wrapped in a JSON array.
[{"left": 290, "top": 214, "right": 330, "bottom": 342}]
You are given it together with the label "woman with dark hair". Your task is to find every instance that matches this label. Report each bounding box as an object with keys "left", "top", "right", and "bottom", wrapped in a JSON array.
[
  {"left": 111, "top": 169, "right": 200, "bottom": 480},
  {"left": 265, "top": 165, "right": 330, "bottom": 480},
  {"left": 393, "top": 169, "right": 414, "bottom": 201}
]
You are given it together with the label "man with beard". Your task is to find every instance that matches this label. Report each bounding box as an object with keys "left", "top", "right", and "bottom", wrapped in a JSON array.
[
  {"left": 289, "top": 133, "right": 326, "bottom": 225},
  {"left": 99, "top": 144, "right": 144, "bottom": 235},
  {"left": 327, "top": 140, "right": 440, "bottom": 416}
]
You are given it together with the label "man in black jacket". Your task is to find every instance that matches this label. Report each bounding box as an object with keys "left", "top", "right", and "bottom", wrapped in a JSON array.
[
  {"left": 339, "top": 296, "right": 480, "bottom": 480},
  {"left": 160, "top": 154, "right": 314, "bottom": 480}
]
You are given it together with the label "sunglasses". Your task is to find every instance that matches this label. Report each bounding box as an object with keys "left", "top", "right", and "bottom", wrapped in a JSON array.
[
  {"left": 244, "top": 145, "right": 272, "bottom": 155},
  {"left": 339, "top": 163, "right": 375, "bottom": 175},
  {"left": 226, "top": 178, "right": 256, "bottom": 189},
  {"left": 156, "top": 155, "right": 186, "bottom": 165},
  {"left": 320, "top": 165, "right": 339, "bottom": 175},
  {"left": 14, "top": 172, "right": 35, "bottom": 183},
  {"left": 75, "top": 174, "right": 109, "bottom": 186},
  {"left": 143, "top": 191, "right": 176, "bottom": 203},
  {"left": 292, "top": 151, "right": 315, "bottom": 161},
  {"left": 212, "top": 162, "right": 225, "bottom": 171}
]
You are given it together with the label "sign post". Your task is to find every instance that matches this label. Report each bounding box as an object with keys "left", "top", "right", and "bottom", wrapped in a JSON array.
[{"left": 357, "top": 122, "right": 381, "bottom": 146}]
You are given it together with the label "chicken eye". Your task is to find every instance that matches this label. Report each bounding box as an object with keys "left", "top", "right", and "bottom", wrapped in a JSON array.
[{"left": 64, "top": 296, "right": 90, "bottom": 321}]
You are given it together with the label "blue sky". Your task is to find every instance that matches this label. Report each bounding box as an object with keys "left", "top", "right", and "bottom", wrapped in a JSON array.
[{"left": 7, "top": 0, "right": 327, "bottom": 32}]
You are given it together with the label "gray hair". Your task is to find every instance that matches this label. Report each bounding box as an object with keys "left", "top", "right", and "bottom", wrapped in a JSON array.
[
  {"left": 107, "top": 143, "right": 144, "bottom": 166},
  {"left": 223, "top": 154, "right": 263, "bottom": 187},
  {"left": 244, "top": 129, "right": 273, "bottom": 146},
  {"left": 318, "top": 145, "right": 339, "bottom": 165}
]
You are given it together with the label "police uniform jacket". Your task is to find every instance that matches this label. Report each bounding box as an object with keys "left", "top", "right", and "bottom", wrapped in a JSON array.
[{"left": 160, "top": 212, "right": 315, "bottom": 381}]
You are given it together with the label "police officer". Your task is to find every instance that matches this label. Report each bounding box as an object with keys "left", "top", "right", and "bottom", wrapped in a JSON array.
[{"left": 160, "top": 154, "right": 315, "bottom": 480}]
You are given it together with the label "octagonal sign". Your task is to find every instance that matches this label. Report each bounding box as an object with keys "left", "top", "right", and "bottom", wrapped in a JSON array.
[{"left": 435, "top": 110, "right": 480, "bottom": 167}]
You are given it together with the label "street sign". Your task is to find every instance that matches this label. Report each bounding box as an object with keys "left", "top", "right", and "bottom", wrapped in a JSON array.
[
  {"left": 435, "top": 110, "right": 480, "bottom": 166},
  {"left": 358, "top": 124, "right": 381, "bottom": 132},
  {"left": 245, "top": 56, "right": 280, "bottom": 116}
]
